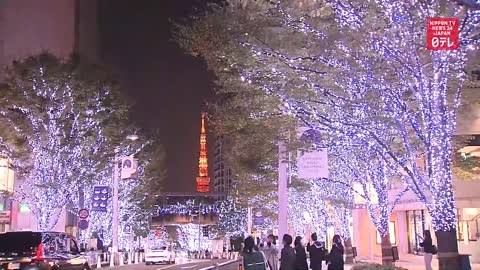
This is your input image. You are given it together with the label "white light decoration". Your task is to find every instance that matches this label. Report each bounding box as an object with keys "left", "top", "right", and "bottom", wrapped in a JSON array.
[{"left": 188, "top": 0, "right": 480, "bottom": 265}]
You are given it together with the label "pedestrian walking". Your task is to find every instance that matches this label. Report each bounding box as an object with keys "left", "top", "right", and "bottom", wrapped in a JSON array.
[
  {"left": 419, "top": 230, "right": 436, "bottom": 270},
  {"left": 307, "top": 233, "right": 326, "bottom": 270},
  {"left": 326, "top": 235, "right": 344, "bottom": 270},
  {"left": 280, "top": 234, "right": 295, "bottom": 270},
  {"left": 263, "top": 234, "right": 279, "bottom": 270},
  {"left": 294, "top": 236, "right": 308, "bottom": 270},
  {"left": 243, "top": 236, "right": 267, "bottom": 270}
]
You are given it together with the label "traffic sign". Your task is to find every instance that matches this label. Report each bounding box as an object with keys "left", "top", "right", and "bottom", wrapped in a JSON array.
[
  {"left": 78, "top": 219, "right": 89, "bottom": 230},
  {"left": 155, "top": 230, "right": 162, "bottom": 237},
  {"left": 78, "top": 209, "right": 89, "bottom": 219}
]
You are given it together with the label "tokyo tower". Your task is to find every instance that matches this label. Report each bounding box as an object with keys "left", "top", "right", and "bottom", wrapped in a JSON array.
[{"left": 196, "top": 113, "right": 210, "bottom": 192}]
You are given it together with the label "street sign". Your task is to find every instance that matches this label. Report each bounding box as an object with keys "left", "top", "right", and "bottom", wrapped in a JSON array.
[
  {"left": 78, "top": 209, "right": 89, "bottom": 219},
  {"left": 426, "top": 18, "right": 459, "bottom": 50},
  {"left": 92, "top": 186, "right": 109, "bottom": 212},
  {"left": 297, "top": 127, "right": 328, "bottom": 179},
  {"left": 253, "top": 212, "right": 264, "bottom": 226},
  {"left": 78, "top": 219, "right": 89, "bottom": 230},
  {"left": 120, "top": 156, "right": 138, "bottom": 179}
]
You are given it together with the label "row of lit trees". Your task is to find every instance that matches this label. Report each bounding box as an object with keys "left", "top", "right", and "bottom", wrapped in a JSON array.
[
  {"left": 176, "top": 0, "right": 480, "bottom": 268},
  {"left": 0, "top": 54, "right": 166, "bottom": 245}
]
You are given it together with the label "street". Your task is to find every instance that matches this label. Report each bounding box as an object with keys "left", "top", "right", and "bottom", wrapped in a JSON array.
[{"left": 108, "top": 260, "right": 239, "bottom": 270}]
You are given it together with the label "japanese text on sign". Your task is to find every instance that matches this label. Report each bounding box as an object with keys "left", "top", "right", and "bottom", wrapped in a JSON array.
[{"left": 426, "top": 18, "right": 459, "bottom": 50}]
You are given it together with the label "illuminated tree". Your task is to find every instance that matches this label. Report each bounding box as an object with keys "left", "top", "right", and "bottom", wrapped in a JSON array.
[{"left": 0, "top": 54, "right": 132, "bottom": 230}]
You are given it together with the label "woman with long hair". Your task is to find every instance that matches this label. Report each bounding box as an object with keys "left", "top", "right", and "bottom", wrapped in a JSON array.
[
  {"left": 327, "top": 235, "right": 344, "bottom": 270},
  {"left": 419, "top": 230, "right": 435, "bottom": 270},
  {"left": 294, "top": 236, "right": 308, "bottom": 270},
  {"left": 263, "top": 234, "right": 279, "bottom": 270},
  {"left": 280, "top": 234, "right": 295, "bottom": 270}
]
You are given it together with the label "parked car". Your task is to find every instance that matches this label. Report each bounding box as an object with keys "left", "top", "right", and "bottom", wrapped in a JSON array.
[
  {"left": 145, "top": 246, "right": 175, "bottom": 265},
  {"left": 0, "top": 231, "right": 90, "bottom": 270}
]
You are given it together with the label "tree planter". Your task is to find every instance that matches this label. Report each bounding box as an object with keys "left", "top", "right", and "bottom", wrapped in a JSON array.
[
  {"left": 380, "top": 235, "right": 393, "bottom": 266},
  {"left": 435, "top": 230, "right": 459, "bottom": 270}
]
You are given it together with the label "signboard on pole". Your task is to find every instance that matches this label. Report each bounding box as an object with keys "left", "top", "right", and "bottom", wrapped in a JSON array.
[
  {"left": 0, "top": 211, "right": 10, "bottom": 223},
  {"left": 426, "top": 17, "right": 459, "bottom": 51},
  {"left": 297, "top": 127, "right": 328, "bottom": 179},
  {"left": 120, "top": 156, "right": 138, "bottom": 179},
  {"left": 78, "top": 219, "right": 89, "bottom": 230},
  {"left": 78, "top": 209, "right": 89, "bottom": 219},
  {"left": 253, "top": 211, "right": 264, "bottom": 226},
  {"left": 92, "top": 186, "right": 109, "bottom": 212}
]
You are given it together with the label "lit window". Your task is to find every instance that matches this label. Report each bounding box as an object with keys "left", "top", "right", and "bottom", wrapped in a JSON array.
[
  {"left": 376, "top": 221, "right": 396, "bottom": 245},
  {"left": 0, "top": 158, "right": 14, "bottom": 193}
]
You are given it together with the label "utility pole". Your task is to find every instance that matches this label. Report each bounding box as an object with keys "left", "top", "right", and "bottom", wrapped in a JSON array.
[
  {"left": 198, "top": 204, "right": 201, "bottom": 253},
  {"left": 278, "top": 141, "right": 288, "bottom": 240},
  {"left": 112, "top": 154, "right": 119, "bottom": 253}
]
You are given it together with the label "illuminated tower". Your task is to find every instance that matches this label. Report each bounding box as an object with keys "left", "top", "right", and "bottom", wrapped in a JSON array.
[{"left": 196, "top": 113, "right": 210, "bottom": 192}]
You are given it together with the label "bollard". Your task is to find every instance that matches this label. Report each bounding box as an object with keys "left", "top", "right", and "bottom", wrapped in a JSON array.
[
  {"left": 97, "top": 254, "right": 102, "bottom": 269},
  {"left": 238, "top": 262, "right": 243, "bottom": 270},
  {"left": 215, "top": 262, "right": 219, "bottom": 270},
  {"left": 135, "top": 252, "right": 139, "bottom": 264},
  {"left": 110, "top": 252, "right": 115, "bottom": 267},
  {"left": 128, "top": 252, "right": 132, "bottom": 265}
]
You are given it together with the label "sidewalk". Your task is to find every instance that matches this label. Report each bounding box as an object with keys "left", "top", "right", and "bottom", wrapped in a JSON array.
[{"left": 352, "top": 254, "right": 480, "bottom": 270}]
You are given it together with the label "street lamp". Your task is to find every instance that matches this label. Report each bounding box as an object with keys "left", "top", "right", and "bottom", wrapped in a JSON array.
[{"left": 111, "top": 134, "right": 139, "bottom": 265}]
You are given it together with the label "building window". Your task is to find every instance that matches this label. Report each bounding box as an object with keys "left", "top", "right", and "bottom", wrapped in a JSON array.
[
  {"left": 0, "top": 158, "right": 14, "bottom": 193},
  {"left": 458, "top": 208, "right": 480, "bottom": 241},
  {"left": 376, "top": 221, "right": 396, "bottom": 245}
]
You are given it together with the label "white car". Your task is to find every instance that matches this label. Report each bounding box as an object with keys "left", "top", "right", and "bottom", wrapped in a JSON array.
[{"left": 145, "top": 246, "right": 176, "bottom": 265}]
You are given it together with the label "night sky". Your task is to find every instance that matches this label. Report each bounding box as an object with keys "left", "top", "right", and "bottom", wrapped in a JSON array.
[{"left": 99, "top": 0, "right": 215, "bottom": 192}]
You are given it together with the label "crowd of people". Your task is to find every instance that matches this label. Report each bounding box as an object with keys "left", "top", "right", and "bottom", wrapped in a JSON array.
[{"left": 242, "top": 233, "right": 345, "bottom": 270}]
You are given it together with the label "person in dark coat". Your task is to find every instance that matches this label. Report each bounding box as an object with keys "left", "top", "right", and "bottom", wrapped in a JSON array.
[
  {"left": 327, "top": 235, "right": 344, "bottom": 270},
  {"left": 242, "top": 236, "right": 267, "bottom": 270},
  {"left": 280, "top": 234, "right": 295, "bottom": 270},
  {"left": 419, "top": 230, "right": 435, "bottom": 270},
  {"left": 307, "top": 233, "right": 326, "bottom": 270},
  {"left": 294, "top": 236, "right": 308, "bottom": 270}
]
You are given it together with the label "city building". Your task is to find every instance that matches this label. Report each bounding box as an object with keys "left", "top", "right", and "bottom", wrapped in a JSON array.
[
  {"left": 213, "top": 135, "right": 234, "bottom": 194},
  {"left": 0, "top": 0, "right": 99, "bottom": 233}
]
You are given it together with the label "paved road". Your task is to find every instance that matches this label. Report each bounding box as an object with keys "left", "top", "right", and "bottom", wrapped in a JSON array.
[{"left": 108, "top": 259, "right": 239, "bottom": 270}]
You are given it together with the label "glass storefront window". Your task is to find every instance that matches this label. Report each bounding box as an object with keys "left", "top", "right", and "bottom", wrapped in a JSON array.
[
  {"left": 407, "top": 210, "right": 426, "bottom": 254},
  {"left": 458, "top": 208, "right": 480, "bottom": 241},
  {"left": 376, "top": 221, "right": 396, "bottom": 244}
]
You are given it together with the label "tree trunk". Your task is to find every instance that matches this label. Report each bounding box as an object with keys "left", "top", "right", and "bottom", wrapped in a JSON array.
[
  {"left": 435, "top": 230, "right": 459, "bottom": 270},
  {"left": 380, "top": 234, "right": 394, "bottom": 266},
  {"left": 344, "top": 237, "right": 354, "bottom": 264}
]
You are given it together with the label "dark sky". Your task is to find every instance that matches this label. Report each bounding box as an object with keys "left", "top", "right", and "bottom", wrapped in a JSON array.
[{"left": 99, "top": 0, "right": 215, "bottom": 192}]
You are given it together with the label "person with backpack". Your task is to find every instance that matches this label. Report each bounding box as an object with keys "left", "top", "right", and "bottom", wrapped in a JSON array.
[
  {"left": 279, "top": 234, "right": 295, "bottom": 270},
  {"left": 419, "top": 230, "right": 436, "bottom": 270},
  {"left": 243, "top": 236, "right": 267, "bottom": 270},
  {"left": 307, "top": 233, "right": 326, "bottom": 270}
]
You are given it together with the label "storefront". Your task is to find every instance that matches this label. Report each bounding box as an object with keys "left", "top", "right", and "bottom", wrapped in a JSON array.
[{"left": 406, "top": 210, "right": 428, "bottom": 254}]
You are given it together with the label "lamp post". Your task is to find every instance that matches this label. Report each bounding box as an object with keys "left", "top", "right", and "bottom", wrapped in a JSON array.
[{"left": 111, "top": 135, "right": 139, "bottom": 265}]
